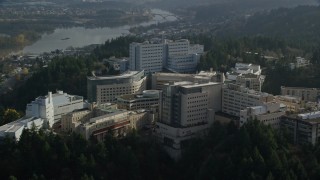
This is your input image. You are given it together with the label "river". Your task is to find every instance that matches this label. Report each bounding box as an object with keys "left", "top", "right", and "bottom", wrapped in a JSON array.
[{"left": 22, "top": 9, "right": 177, "bottom": 55}]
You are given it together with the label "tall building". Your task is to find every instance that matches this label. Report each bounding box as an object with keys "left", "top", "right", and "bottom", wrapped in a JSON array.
[
  {"left": 51, "top": 90, "right": 85, "bottom": 122},
  {"left": 129, "top": 41, "right": 165, "bottom": 73},
  {"left": 281, "top": 111, "right": 320, "bottom": 145},
  {"left": 281, "top": 86, "right": 320, "bottom": 102},
  {"left": 26, "top": 91, "right": 86, "bottom": 125},
  {"left": 129, "top": 39, "right": 204, "bottom": 74},
  {"left": 25, "top": 92, "right": 54, "bottom": 127},
  {"left": 155, "top": 81, "right": 222, "bottom": 155},
  {"left": 222, "top": 84, "right": 274, "bottom": 117},
  {"left": 87, "top": 70, "right": 146, "bottom": 103},
  {"left": 165, "top": 39, "right": 203, "bottom": 73}
]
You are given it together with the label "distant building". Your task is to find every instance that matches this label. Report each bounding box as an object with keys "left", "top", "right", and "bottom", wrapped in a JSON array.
[
  {"left": 129, "top": 39, "right": 204, "bottom": 74},
  {"left": 281, "top": 86, "right": 320, "bottom": 102},
  {"left": 103, "top": 56, "right": 129, "bottom": 73},
  {"left": 281, "top": 111, "right": 320, "bottom": 145},
  {"left": 130, "top": 40, "right": 165, "bottom": 73},
  {"left": 222, "top": 84, "right": 274, "bottom": 117},
  {"left": 240, "top": 102, "right": 285, "bottom": 129},
  {"left": 290, "top": 57, "right": 310, "bottom": 70},
  {"left": 87, "top": 70, "right": 147, "bottom": 103},
  {"left": 155, "top": 81, "right": 222, "bottom": 157},
  {"left": 166, "top": 54, "right": 201, "bottom": 73}
]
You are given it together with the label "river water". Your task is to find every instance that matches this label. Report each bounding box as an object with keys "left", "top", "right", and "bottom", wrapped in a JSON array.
[{"left": 22, "top": 9, "right": 177, "bottom": 55}]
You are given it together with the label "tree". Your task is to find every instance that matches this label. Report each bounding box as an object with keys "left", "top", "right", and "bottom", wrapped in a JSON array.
[{"left": 1, "top": 108, "right": 21, "bottom": 125}]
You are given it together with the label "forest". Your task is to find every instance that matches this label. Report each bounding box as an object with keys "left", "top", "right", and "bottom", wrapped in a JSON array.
[{"left": 1, "top": 121, "right": 320, "bottom": 179}]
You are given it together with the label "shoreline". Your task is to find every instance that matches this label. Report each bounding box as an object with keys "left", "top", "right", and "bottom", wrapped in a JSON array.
[{"left": 0, "top": 12, "right": 155, "bottom": 57}]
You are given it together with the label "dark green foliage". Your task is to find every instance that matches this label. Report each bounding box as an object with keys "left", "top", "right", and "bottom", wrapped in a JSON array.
[
  {"left": 2, "top": 120, "right": 320, "bottom": 179},
  {"left": 0, "top": 130, "right": 173, "bottom": 180},
  {"left": 92, "top": 36, "right": 143, "bottom": 60},
  {"left": 262, "top": 64, "right": 320, "bottom": 94},
  {"left": 231, "top": 6, "right": 320, "bottom": 47},
  {"left": 0, "top": 108, "right": 21, "bottom": 125},
  {"left": 0, "top": 56, "right": 92, "bottom": 110},
  {"left": 175, "top": 121, "right": 314, "bottom": 180}
]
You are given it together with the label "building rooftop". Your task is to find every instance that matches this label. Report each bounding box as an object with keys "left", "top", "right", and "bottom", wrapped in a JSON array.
[
  {"left": 181, "top": 82, "right": 221, "bottom": 88},
  {"left": 298, "top": 111, "right": 320, "bottom": 120},
  {"left": 0, "top": 116, "right": 40, "bottom": 135},
  {"left": 103, "top": 56, "right": 128, "bottom": 62},
  {"left": 227, "top": 71, "right": 241, "bottom": 76},
  {"left": 118, "top": 90, "right": 160, "bottom": 101},
  {"left": 197, "top": 71, "right": 217, "bottom": 76},
  {"left": 281, "top": 86, "right": 320, "bottom": 90},
  {"left": 128, "top": 109, "right": 149, "bottom": 115},
  {"left": 84, "top": 109, "right": 128, "bottom": 126},
  {"left": 87, "top": 71, "right": 142, "bottom": 80},
  {"left": 51, "top": 90, "right": 83, "bottom": 105},
  {"left": 224, "top": 84, "right": 273, "bottom": 97},
  {"left": 238, "top": 67, "right": 251, "bottom": 71},
  {"left": 154, "top": 72, "right": 193, "bottom": 78},
  {"left": 154, "top": 71, "right": 217, "bottom": 80},
  {"left": 285, "top": 111, "right": 320, "bottom": 124},
  {"left": 238, "top": 73, "right": 259, "bottom": 78},
  {"left": 276, "top": 95, "right": 301, "bottom": 101},
  {"left": 235, "top": 63, "right": 260, "bottom": 67}
]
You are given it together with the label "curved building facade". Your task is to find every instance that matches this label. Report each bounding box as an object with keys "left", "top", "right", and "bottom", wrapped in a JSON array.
[{"left": 87, "top": 71, "right": 146, "bottom": 104}]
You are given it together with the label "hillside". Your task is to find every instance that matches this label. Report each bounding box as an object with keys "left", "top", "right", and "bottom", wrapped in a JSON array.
[{"left": 220, "top": 6, "right": 320, "bottom": 44}]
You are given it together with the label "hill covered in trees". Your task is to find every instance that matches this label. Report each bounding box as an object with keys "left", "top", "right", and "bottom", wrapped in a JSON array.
[{"left": 220, "top": 6, "right": 320, "bottom": 45}]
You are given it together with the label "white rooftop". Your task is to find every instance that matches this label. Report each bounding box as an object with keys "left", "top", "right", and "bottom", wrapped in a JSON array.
[
  {"left": 52, "top": 90, "right": 83, "bottom": 105},
  {"left": 88, "top": 71, "right": 141, "bottom": 80},
  {"left": 298, "top": 111, "right": 320, "bottom": 120},
  {"left": 181, "top": 82, "right": 220, "bottom": 88}
]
